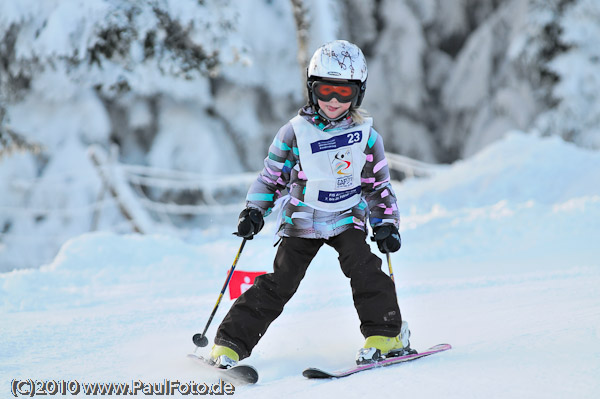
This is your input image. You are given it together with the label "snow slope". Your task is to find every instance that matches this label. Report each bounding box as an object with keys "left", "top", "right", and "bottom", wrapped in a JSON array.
[{"left": 1, "top": 132, "right": 599, "bottom": 398}]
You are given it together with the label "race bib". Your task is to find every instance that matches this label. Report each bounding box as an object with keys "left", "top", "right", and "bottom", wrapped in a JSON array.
[{"left": 292, "top": 115, "right": 371, "bottom": 211}]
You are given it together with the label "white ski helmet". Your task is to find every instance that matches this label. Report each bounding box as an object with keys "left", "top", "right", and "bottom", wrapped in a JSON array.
[{"left": 307, "top": 40, "right": 368, "bottom": 108}]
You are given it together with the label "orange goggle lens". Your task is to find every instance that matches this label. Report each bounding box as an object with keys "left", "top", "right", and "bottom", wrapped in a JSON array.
[{"left": 312, "top": 81, "right": 359, "bottom": 103}]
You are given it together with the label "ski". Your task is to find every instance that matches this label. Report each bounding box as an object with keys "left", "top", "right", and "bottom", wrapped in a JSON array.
[
  {"left": 187, "top": 353, "right": 259, "bottom": 385},
  {"left": 303, "top": 343, "right": 452, "bottom": 379}
]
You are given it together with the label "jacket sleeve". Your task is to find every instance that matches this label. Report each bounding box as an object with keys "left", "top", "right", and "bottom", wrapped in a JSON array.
[
  {"left": 361, "top": 128, "right": 400, "bottom": 228},
  {"left": 245, "top": 122, "right": 296, "bottom": 216}
]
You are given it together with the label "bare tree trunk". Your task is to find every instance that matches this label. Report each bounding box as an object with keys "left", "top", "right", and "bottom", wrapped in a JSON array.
[{"left": 89, "top": 147, "right": 145, "bottom": 234}]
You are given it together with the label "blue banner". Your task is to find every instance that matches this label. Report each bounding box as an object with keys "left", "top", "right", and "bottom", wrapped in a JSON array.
[
  {"left": 310, "top": 131, "right": 363, "bottom": 154},
  {"left": 317, "top": 186, "right": 361, "bottom": 203}
]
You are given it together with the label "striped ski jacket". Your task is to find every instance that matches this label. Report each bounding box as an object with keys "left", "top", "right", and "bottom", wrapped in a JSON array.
[{"left": 246, "top": 106, "right": 400, "bottom": 239}]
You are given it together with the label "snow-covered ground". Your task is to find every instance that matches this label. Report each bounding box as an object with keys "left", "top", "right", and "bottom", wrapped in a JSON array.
[{"left": 2, "top": 132, "right": 599, "bottom": 398}]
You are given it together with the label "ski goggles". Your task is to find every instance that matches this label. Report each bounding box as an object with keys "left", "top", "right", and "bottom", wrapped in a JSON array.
[{"left": 311, "top": 81, "right": 359, "bottom": 103}]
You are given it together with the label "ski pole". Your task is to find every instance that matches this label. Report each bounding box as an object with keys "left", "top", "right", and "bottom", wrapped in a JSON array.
[
  {"left": 386, "top": 252, "right": 395, "bottom": 283},
  {"left": 192, "top": 238, "right": 248, "bottom": 347}
]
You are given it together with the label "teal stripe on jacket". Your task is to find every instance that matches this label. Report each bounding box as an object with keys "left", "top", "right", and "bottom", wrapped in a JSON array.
[
  {"left": 273, "top": 138, "right": 291, "bottom": 151},
  {"left": 333, "top": 216, "right": 355, "bottom": 229},
  {"left": 367, "top": 130, "right": 378, "bottom": 148},
  {"left": 247, "top": 193, "right": 275, "bottom": 202}
]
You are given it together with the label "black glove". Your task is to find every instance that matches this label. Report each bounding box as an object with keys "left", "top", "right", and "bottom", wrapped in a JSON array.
[
  {"left": 237, "top": 208, "right": 264, "bottom": 239},
  {"left": 372, "top": 225, "right": 401, "bottom": 253}
]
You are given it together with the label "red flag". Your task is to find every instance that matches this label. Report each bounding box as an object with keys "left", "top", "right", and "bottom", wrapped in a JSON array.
[{"left": 228, "top": 270, "right": 267, "bottom": 300}]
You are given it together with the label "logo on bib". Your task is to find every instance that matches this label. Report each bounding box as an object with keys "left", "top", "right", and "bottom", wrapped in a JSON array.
[{"left": 328, "top": 149, "right": 354, "bottom": 188}]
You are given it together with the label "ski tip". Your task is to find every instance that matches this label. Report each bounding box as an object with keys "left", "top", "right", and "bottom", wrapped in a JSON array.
[
  {"left": 224, "top": 365, "right": 259, "bottom": 385},
  {"left": 418, "top": 343, "right": 452, "bottom": 354},
  {"left": 302, "top": 368, "right": 334, "bottom": 379},
  {"left": 239, "top": 367, "right": 259, "bottom": 384}
]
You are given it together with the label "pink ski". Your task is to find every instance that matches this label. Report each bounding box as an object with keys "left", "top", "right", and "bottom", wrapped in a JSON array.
[{"left": 303, "top": 343, "right": 452, "bottom": 379}]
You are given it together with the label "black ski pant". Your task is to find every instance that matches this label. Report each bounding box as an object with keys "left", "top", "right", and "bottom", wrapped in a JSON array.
[{"left": 214, "top": 228, "right": 402, "bottom": 360}]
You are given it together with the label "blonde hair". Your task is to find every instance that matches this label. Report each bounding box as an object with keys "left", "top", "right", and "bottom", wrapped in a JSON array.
[{"left": 350, "top": 107, "right": 370, "bottom": 124}]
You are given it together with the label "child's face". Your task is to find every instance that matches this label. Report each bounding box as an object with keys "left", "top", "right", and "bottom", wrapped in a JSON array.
[{"left": 317, "top": 98, "right": 352, "bottom": 120}]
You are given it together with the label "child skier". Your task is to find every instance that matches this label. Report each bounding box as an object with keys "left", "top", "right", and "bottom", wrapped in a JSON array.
[{"left": 209, "top": 40, "right": 412, "bottom": 368}]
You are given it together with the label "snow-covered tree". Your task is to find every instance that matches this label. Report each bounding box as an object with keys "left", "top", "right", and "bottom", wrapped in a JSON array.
[
  {"left": 533, "top": 0, "right": 600, "bottom": 149},
  {"left": 0, "top": 0, "right": 252, "bottom": 271}
]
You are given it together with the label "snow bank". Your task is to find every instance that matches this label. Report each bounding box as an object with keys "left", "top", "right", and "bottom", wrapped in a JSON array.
[
  {"left": 396, "top": 131, "right": 600, "bottom": 280},
  {"left": 398, "top": 131, "right": 600, "bottom": 211}
]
